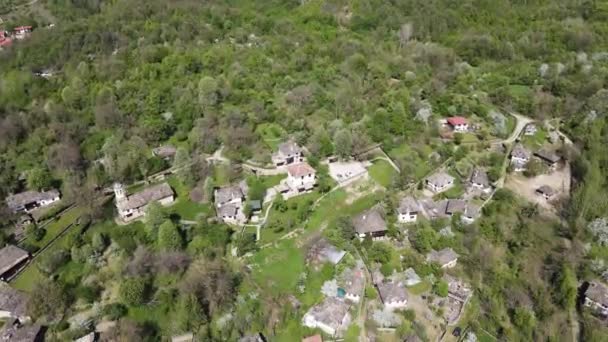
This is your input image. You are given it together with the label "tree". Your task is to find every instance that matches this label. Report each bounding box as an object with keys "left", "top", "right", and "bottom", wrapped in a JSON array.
[
  {"left": 433, "top": 280, "right": 449, "bottom": 297},
  {"left": 174, "top": 147, "right": 193, "bottom": 185},
  {"left": 158, "top": 220, "right": 182, "bottom": 251},
  {"left": 27, "top": 167, "right": 53, "bottom": 190},
  {"left": 198, "top": 76, "right": 219, "bottom": 110},
  {"left": 556, "top": 264, "right": 577, "bottom": 309},
  {"left": 513, "top": 307, "right": 537, "bottom": 338},
  {"left": 27, "top": 281, "right": 67, "bottom": 320},
  {"left": 119, "top": 277, "right": 147, "bottom": 306},
  {"left": 368, "top": 243, "right": 392, "bottom": 264},
  {"left": 174, "top": 293, "right": 206, "bottom": 333},
  {"left": 145, "top": 202, "right": 167, "bottom": 239},
  {"left": 334, "top": 129, "right": 353, "bottom": 158}
]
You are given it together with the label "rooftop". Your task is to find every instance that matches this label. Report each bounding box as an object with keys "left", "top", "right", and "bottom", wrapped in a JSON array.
[
  {"left": 537, "top": 185, "right": 555, "bottom": 196},
  {"left": 0, "top": 320, "right": 42, "bottom": 342},
  {"left": 398, "top": 196, "right": 419, "bottom": 214},
  {"left": 6, "top": 189, "right": 60, "bottom": 211},
  {"left": 352, "top": 208, "right": 387, "bottom": 234},
  {"left": 0, "top": 245, "right": 29, "bottom": 276},
  {"left": 278, "top": 141, "right": 302, "bottom": 156},
  {"left": 534, "top": 149, "right": 561, "bottom": 163},
  {"left": 511, "top": 144, "right": 531, "bottom": 160},
  {"left": 586, "top": 281, "right": 608, "bottom": 307},
  {"left": 426, "top": 172, "right": 454, "bottom": 187},
  {"left": 340, "top": 265, "right": 365, "bottom": 296},
  {"left": 427, "top": 248, "right": 459, "bottom": 266},
  {"left": 445, "top": 199, "right": 466, "bottom": 215},
  {"left": 447, "top": 116, "right": 468, "bottom": 126},
  {"left": 377, "top": 281, "right": 408, "bottom": 304},
  {"left": 469, "top": 168, "right": 490, "bottom": 187},
  {"left": 217, "top": 203, "right": 239, "bottom": 217},
  {"left": 304, "top": 297, "right": 350, "bottom": 331},
  {"left": 307, "top": 238, "right": 346, "bottom": 265},
  {"left": 118, "top": 183, "right": 173, "bottom": 211},
  {"left": 152, "top": 145, "right": 177, "bottom": 158},
  {"left": 0, "top": 282, "right": 28, "bottom": 317},
  {"left": 287, "top": 162, "right": 316, "bottom": 178},
  {"left": 444, "top": 274, "right": 472, "bottom": 302},
  {"left": 214, "top": 185, "right": 244, "bottom": 205}
]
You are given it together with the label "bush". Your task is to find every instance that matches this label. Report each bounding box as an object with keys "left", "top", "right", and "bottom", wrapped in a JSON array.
[
  {"left": 119, "top": 277, "right": 148, "bottom": 306},
  {"left": 103, "top": 303, "right": 128, "bottom": 320}
]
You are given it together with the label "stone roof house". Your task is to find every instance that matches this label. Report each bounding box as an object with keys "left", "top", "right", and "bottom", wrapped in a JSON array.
[
  {"left": 339, "top": 264, "right": 365, "bottom": 303},
  {"left": 377, "top": 280, "right": 408, "bottom": 310},
  {"left": 524, "top": 123, "right": 537, "bottom": 136},
  {"left": 215, "top": 185, "right": 245, "bottom": 207},
  {"left": 403, "top": 268, "right": 422, "bottom": 286},
  {"left": 0, "top": 319, "right": 42, "bottom": 342},
  {"left": 444, "top": 275, "right": 472, "bottom": 303},
  {"left": 510, "top": 144, "right": 531, "bottom": 171},
  {"left": 427, "top": 248, "right": 459, "bottom": 269},
  {"left": 6, "top": 189, "right": 61, "bottom": 213},
  {"left": 0, "top": 282, "right": 29, "bottom": 321},
  {"left": 469, "top": 168, "right": 491, "bottom": 191},
  {"left": 534, "top": 149, "right": 561, "bottom": 168},
  {"left": 302, "top": 298, "right": 351, "bottom": 336},
  {"left": 426, "top": 172, "right": 455, "bottom": 193},
  {"left": 584, "top": 281, "right": 608, "bottom": 317},
  {"left": 536, "top": 185, "right": 556, "bottom": 200},
  {"left": 272, "top": 141, "right": 303, "bottom": 167},
  {"left": 152, "top": 145, "right": 177, "bottom": 159},
  {"left": 397, "top": 196, "right": 420, "bottom": 223},
  {"left": 214, "top": 183, "right": 247, "bottom": 223},
  {"left": 352, "top": 208, "right": 388, "bottom": 239},
  {"left": 0, "top": 245, "right": 29, "bottom": 281},
  {"left": 114, "top": 183, "right": 175, "bottom": 222},
  {"left": 306, "top": 238, "right": 346, "bottom": 266}
]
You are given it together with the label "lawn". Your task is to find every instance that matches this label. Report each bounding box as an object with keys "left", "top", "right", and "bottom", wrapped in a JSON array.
[
  {"left": 252, "top": 239, "right": 305, "bottom": 295},
  {"left": 167, "top": 177, "right": 212, "bottom": 220},
  {"left": 368, "top": 160, "right": 397, "bottom": 187},
  {"left": 21, "top": 205, "right": 85, "bottom": 249},
  {"left": 408, "top": 281, "right": 431, "bottom": 295},
  {"left": 388, "top": 144, "right": 433, "bottom": 181},
  {"left": 213, "top": 164, "right": 232, "bottom": 186},
  {"left": 10, "top": 262, "right": 44, "bottom": 292},
  {"left": 261, "top": 191, "right": 322, "bottom": 244},
  {"left": 258, "top": 174, "right": 286, "bottom": 188},
  {"left": 298, "top": 263, "right": 335, "bottom": 307}
]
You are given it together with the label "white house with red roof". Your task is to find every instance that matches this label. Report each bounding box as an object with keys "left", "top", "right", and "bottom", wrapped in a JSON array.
[
  {"left": 286, "top": 162, "right": 317, "bottom": 193},
  {"left": 446, "top": 116, "right": 469, "bottom": 132},
  {"left": 0, "top": 31, "right": 12, "bottom": 48}
]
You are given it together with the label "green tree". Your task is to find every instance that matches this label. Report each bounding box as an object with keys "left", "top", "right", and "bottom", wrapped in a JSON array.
[
  {"left": 433, "top": 280, "right": 449, "bottom": 297},
  {"left": 513, "top": 307, "right": 537, "bottom": 338},
  {"left": 334, "top": 129, "right": 353, "bottom": 158},
  {"left": 174, "top": 294, "right": 206, "bottom": 333},
  {"left": 27, "top": 281, "right": 67, "bottom": 320},
  {"left": 119, "top": 277, "right": 147, "bottom": 306},
  {"left": 145, "top": 202, "right": 167, "bottom": 239},
  {"left": 557, "top": 264, "right": 577, "bottom": 309},
  {"left": 158, "top": 220, "right": 182, "bottom": 251},
  {"left": 27, "top": 167, "right": 53, "bottom": 190}
]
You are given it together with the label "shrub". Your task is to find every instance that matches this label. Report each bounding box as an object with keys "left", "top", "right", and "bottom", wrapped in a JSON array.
[{"left": 119, "top": 277, "right": 147, "bottom": 306}]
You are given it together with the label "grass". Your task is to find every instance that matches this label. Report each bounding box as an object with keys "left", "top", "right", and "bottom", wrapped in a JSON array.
[
  {"left": 252, "top": 239, "right": 305, "bottom": 295},
  {"left": 167, "top": 176, "right": 212, "bottom": 220},
  {"left": 298, "top": 263, "right": 335, "bottom": 307},
  {"left": 261, "top": 191, "right": 322, "bottom": 243},
  {"left": 368, "top": 160, "right": 397, "bottom": 187},
  {"left": 258, "top": 174, "right": 286, "bottom": 188},
  {"left": 21, "top": 206, "right": 84, "bottom": 249},
  {"left": 256, "top": 123, "right": 287, "bottom": 151},
  {"left": 408, "top": 281, "right": 432, "bottom": 295},
  {"left": 10, "top": 262, "right": 44, "bottom": 292},
  {"left": 388, "top": 144, "right": 433, "bottom": 180},
  {"left": 213, "top": 164, "right": 232, "bottom": 186}
]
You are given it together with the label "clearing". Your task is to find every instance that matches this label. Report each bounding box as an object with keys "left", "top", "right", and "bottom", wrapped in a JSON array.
[{"left": 505, "top": 163, "right": 571, "bottom": 210}]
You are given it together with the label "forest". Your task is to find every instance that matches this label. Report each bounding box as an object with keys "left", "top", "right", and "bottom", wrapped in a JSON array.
[{"left": 1, "top": 0, "right": 608, "bottom": 341}]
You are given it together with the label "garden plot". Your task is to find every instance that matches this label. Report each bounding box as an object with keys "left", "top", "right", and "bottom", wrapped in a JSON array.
[{"left": 505, "top": 163, "right": 571, "bottom": 210}]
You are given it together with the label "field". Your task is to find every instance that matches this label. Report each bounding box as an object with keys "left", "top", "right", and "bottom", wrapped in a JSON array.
[
  {"left": 256, "top": 123, "right": 287, "bottom": 151},
  {"left": 166, "top": 177, "right": 212, "bottom": 220},
  {"left": 21, "top": 206, "right": 84, "bottom": 249}
]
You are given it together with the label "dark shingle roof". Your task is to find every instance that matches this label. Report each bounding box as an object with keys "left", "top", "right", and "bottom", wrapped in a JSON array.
[
  {"left": 586, "top": 281, "right": 608, "bottom": 308},
  {"left": 469, "top": 168, "right": 489, "bottom": 187},
  {"left": 6, "top": 189, "right": 60, "bottom": 211},
  {"left": 398, "top": 196, "right": 419, "bottom": 214},
  {"left": 214, "top": 185, "right": 244, "bottom": 205},
  {"left": 0, "top": 283, "right": 28, "bottom": 317},
  {"left": 377, "top": 281, "right": 408, "bottom": 303},
  {"left": 0, "top": 245, "right": 29, "bottom": 276}
]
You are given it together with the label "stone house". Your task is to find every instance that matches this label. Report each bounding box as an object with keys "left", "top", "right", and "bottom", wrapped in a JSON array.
[
  {"left": 302, "top": 298, "right": 351, "bottom": 336},
  {"left": 6, "top": 190, "right": 61, "bottom": 214},
  {"left": 272, "top": 141, "right": 303, "bottom": 167},
  {"left": 584, "top": 281, "right": 608, "bottom": 317},
  {"left": 536, "top": 185, "right": 555, "bottom": 200},
  {"left": 426, "top": 248, "right": 459, "bottom": 269},
  {"left": 534, "top": 149, "right": 561, "bottom": 170},
  {"left": 468, "top": 168, "right": 491, "bottom": 192},
  {"left": 397, "top": 196, "right": 420, "bottom": 223},
  {"left": 0, "top": 245, "right": 29, "bottom": 281},
  {"left": 152, "top": 145, "right": 177, "bottom": 159},
  {"left": 339, "top": 264, "right": 365, "bottom": 303},
  {"left": 510, "top": 144, "right": 531, "bottom": 172},
  {"left": 352, "top": 208, "right": 388, "bottom": 240},
  {"left": 214, "top": 184, "right": 247, "bottom": 223},
  {"left": 425, "top": 172, "right": 455, "bottom": 193},
  {"left": 114, "top": 183, "right": 175, "bottom": 222},
  {"left": 377, "top": 280, "right": 409, "bottom": 310},
  {"left": 0, "top": 282, "right": 29, "bottom": 321},
  {"left": 0, "top": 319, "right": 43, "bottom": 342}
]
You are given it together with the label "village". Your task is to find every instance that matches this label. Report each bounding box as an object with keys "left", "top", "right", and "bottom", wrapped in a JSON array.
[{"left": 0, "top": 106, "right": 604, "bottom": 342}]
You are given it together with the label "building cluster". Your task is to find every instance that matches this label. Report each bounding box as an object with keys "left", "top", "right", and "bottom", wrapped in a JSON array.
[
  {"left": 0, "top": 26, "right": 33, "bottom": 49},
  {"left": 214, "top": 181, "right": 250, "bottom": 224},
  {"left": 114, "top": 182, "right": 175, "bottom": 222}
]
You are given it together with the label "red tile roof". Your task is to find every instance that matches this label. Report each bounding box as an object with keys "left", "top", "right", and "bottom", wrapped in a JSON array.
[
  {"left": 14, "top": 26, "right": 32, "bottom": 31},
  {"left": 447, "top": 116, "right": 468, "bottom": 126},
  {"left": 0, "top": 37, "right": 12, "bottom": 47},
  {"left": 287, "top": 162, "right": 316, "bottom": 178}
]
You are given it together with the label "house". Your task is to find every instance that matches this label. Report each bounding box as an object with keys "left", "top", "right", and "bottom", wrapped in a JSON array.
[
  {"left": 444, "top": 275, "right": 472, "bottom": 303},
  {"left": 286, "top": 162, "right": 317, "bottom": 193},
  {"left": 0, "top": 31, "right": 12, "bottom": 48},
  {"left": 302, "top": 335, "right": 323, "bottom": 342},
  {"left": 272, "top": 141, "right": 303, "bottom": 167},
  {"left": 0, "top": 245, "right": 29, "bottom": 281},
  {"left": 469, "top": 168, "right": 491, "bottom": 192},
  {"left": 446, "top": 116, "right": 469, "bottom": 132},
  {"left": 214, "top": 184, "right": 247, "bottom": 223},
  {"left": 462, "top": 203, "right": 481, "bottom": 224},
  {"left": 377, "top": 280, "right": 409, "bottom": 310},
  {"left": 0, "top": 282, "right": 29, "bottom": 321},
  {"left": 584, "top": 281, "right": 608, "bottom": 317},
  {"left": 13, "top": 26, "right": 32, "bottom": 40},
  {"left": 534, "top": 149, "right": 561, "bottom": 169},
  {"left": 510, "top": 144, "right": 531, "bottom": 172},
  {"left": 536, "top": 185, "right": 555, "bottom": 200},
  {"left": 114, "top": 182, "right": 175, "bottom": 222},
  {"left": 426, "top": 172, "right": 455, "bottom": 193},
  {"left": 302, "top": 298, "right": 351, "bottom": 336},
  {"left": 152, "top": 145, "right": 177, "bottom": 159},
  {"left": 427, "top": 248, "right": 459, "bottom": 269},
  {"left": 445, "top": 200, "right": 466, "bottom": 216},
  {"left": 247, "top": 200, "right": 262, "bottom": 221},
  {"left": 306, "top": 238, "right": 346, "bottom": 266},
  {"left": 403, "top": 268, "right": 422, "bottom": 286},
  {"left": 523, "top": 123, "right": 537, "bottom": 136},
  {"left": 339, "top": 264, "right": 365, "bottom": 303},
  {"left": 6, "top": 189, "right": 61, "bottom": 213},
  {"left": 0, "top": 319, "right": 43, "bottom": 342},
  {"left": 397, "top": 196, "right": 420, "bottom": 223},
  {"left": 238, "top": 333, "right": 266, "bottom": 342},
  {"left": 352, "top": 208, "right": 388, "bottom": 240}
]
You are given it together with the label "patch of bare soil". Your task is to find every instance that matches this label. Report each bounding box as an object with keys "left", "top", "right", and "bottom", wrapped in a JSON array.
[{"left": 505, "top": 162, "right": 571, "bottom": 211}]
